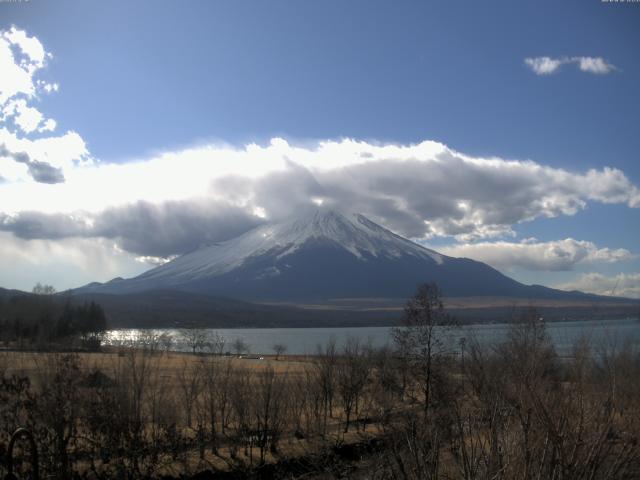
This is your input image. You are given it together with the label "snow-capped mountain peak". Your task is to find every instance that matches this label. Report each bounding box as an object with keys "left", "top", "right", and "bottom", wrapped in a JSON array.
[
  {"left": 77, "top": 208, "right": 552, "bottom": 301},
  {"left": 73, "top": 209, "right": 617, "bottom": 303},
  {"left": 134, "top": 209, "right": 444, "bottom": 286},
  {"left": 252, "top": 209, "right": 442, "bottom": 262}
]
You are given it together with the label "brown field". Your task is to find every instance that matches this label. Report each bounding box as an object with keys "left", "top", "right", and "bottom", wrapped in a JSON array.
[{"left": 1, "top": 349, "right": 312, "bottom": 379}]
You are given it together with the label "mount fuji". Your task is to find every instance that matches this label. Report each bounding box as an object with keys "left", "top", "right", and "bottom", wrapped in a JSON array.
[{"left": 75, "top": 209, "right": 604, "bottom": 303}]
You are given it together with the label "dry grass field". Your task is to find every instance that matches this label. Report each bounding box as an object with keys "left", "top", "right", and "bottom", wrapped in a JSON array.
[{"left": 1, "top": 349, "right": 312, "bottom": 380}]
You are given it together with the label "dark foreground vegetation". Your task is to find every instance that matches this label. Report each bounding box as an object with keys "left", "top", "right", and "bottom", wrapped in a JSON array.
[{"left": 0, "top": 283, "right": 639, "bottom": 479}]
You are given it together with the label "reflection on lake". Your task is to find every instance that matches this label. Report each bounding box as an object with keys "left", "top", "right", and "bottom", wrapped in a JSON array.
[{"left": 104, "top": 318, "right": 640, "bottom": 356}]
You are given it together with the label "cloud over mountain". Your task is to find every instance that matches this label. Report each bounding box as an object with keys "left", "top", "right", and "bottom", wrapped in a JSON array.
[
  {"left": 1, "top": 137, "right": 640, "bottom": 260},
  {"left": 92, "top": 200, "right": 263, "bottom": 258},
  {"left": 0, "top": 200, "right": 263, "bottom": 258}
]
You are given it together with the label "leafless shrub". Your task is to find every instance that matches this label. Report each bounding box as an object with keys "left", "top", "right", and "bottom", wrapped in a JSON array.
[{"left": 336, "top": 337, "right": 371, "bottom": 433}]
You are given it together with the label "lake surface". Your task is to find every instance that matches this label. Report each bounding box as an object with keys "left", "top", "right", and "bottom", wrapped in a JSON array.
[{"left": 104, "top": 318, "right": 640, "bottom": 356}]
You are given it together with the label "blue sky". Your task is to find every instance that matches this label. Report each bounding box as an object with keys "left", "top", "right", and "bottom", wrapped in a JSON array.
[{"left": 0, "top": 0, "right": 639, "bottom": 297}]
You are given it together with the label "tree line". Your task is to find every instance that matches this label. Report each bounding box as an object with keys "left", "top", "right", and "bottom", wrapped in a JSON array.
[{"left": 0, "top": 284, "right": 107, "bottom": 349}]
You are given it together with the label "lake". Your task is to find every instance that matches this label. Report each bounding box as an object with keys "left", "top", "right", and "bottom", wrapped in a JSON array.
[{"left": 104, "top": 317, "right": 640, "bottom": 356}]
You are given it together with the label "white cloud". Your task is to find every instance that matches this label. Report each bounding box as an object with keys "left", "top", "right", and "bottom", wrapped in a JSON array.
[
  {"left": 3, "top": 26, "right": 47, "bottom": 69},
  {"left": 0, "top": 31, "right": 37, "bottom": 103},
  {"left": 135, "top": 255, "right": 178, "bottom": 266},
  {"left": 0, "top": 26, "right": 80, "bottom": 184},
  {"left": 524, "top": 56, "right": 564, "bottom": 75},
  {"left": 556, "top": 273, "right": 640, "bottom": 299},
  {"left": 576, "top": 56, "right": 616, "bottom": 74},
  {"left": 525, "top": 56, "right": 617, "bottom": 75},
  {"left": 0, "top": 26, "right": 51, "bottom": 104},
  {"left": 439, "top": 238, "right": 635, "bottom": 272},
  {"left": 4, "top": 99, "right": 44, "bottom": 133},
  {"left": 39, "top": 118, "right": 57, "bottom": 132},
  {"left": 41, "top": 82, "right": 59, "bottom": 94},
  {"left": 0, "top": 137, "right": 639, "bottom": 257},
  {"left": 0, "top": 128, "right": 89, "bottom": 172},
  {"left": 0, "top": 136, "right": 640, "bottom": 255}
]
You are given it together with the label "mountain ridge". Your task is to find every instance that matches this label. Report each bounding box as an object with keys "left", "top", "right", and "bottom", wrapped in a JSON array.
[{"left": 71, "top": 209, "right": 631, "bottom": 303}]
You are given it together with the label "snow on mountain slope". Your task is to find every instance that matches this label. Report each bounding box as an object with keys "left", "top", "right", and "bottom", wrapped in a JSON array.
[
  {"left": 135, "top": 209, "right": 444, "bottom": 284},
  {"left": 70, "top": 209, "right": 624, "bottom": 302},
  {"left": 76, "top": 209, "right": 592, "bottom": 301}
]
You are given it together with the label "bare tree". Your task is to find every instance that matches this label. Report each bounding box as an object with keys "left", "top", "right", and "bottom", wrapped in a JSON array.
[
  {"left": 300, "top": 366, "right": 324, "bottom": 437},
  {"left": 272, "top": 343, "right": 287, "bottom": 360},
  {"left": 199, "top": 353, "right": 232, "bottom": 454},
  {"left": 287, "top": 369, "right": 311, "bottom": 438},
  {"left": 117, "top": 340, "right": 164, "bottom": 477},
  {"left": 228, "top": 367, "right": 253, "bottom": 462},
  {"left": 381, "top": 283, "right": 454, "bottom": 480},
  {"left": 177, "top": 359, "right": 202, "bottom": 429},
  {"left": 336, "top": 337, "right": 370, "bottom": 433},
  {"left": 158, "top": 332, "right": 174, "bottom": 354},
  {"left": 179, "top": 328, "right": 209, "bottom": 354},
  {"left": 392, "top": 282, "right": 451, "bottom": 416},
  {"left": 232, "top": 337, "right": 249, "bottom": 356},
  {"left": 205, "top": 331, "right": 226, "bottom": 355},
  {"left": 314, "top": 337, "right": 338, "bottom": 436},
  {"left": 253, "top": 365, "right": 287, "bottom": 463},
  {"left": 216, "top": 358, "right": 235, "bottom": 437},
  {"left": 369, "top": 345, "right": 400, "bottom": 428}
]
